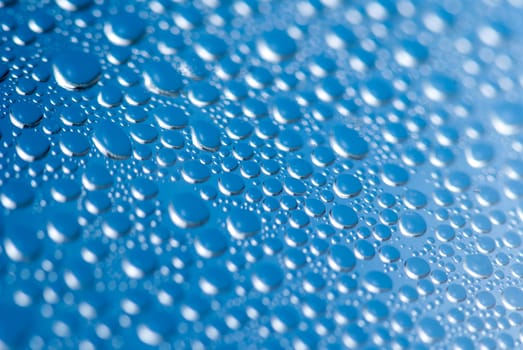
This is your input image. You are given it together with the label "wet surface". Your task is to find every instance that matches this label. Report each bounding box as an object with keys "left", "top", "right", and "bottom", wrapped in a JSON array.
[{"left": 1, "top": 0, "right": 523, "bottom": 349}]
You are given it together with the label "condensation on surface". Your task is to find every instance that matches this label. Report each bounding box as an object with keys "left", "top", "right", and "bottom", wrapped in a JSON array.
[{"left": 1, "top": 0, "right": 523, "bottom": 349}]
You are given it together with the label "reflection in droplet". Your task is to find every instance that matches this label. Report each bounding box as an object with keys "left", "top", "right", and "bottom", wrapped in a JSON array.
[{"left": 53, "top": 50, "right": 101, "bottom": 90}]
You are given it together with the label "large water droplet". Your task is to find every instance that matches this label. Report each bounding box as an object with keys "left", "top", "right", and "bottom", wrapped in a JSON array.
[
  {"left": 92, "top": 122, "right": 132, "bottom": 160},
  {"left": 464, "top": 254, "right": 493, "bottom": 279},
  {"left": 9, "top": 102, "right": 42, "bottom": 128},
  {"left": 257, "top": 30, "right": 297, "bottom": 63},
  {"left": 169, "top": 192, "right": 210, "bottom": 228},
  {"left": 227, "top": 208, "right": 261, "bottom": 239},
  {"left": 53, "top": 50, "right": 101, "bottom": 90},
  {"left": 143, "top": 61, "right": 183, "bottom": 96},
  {"left": 502, "top": 286, "right": 523, "bottom": 310},
  {"left": 104, "top": 12, "right": 145, "bottom": 46},
  {"left": 490, "top": 103, "right": 523, "bottom": 135},
  {"left": 330, "top": 125, "right": 369, "bottom": 159}
]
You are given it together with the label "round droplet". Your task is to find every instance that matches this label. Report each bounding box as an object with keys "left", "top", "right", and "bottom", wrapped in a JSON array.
[
  {"left": 330, "top": 125, "right": 369, "bottom": 159},
  {"left": 343, "top": 324, "right": 368, "bottom": 349},
  {"left": 1, "top": 180, "right": 34, "bottom": 209},
  {"left": 271, "top": 97, "right": 302, "bottom": 124},
  {"left": 102, "top": 213, "right": 131, "bottom": 239},
  {"left": 490, "top": 103, "right": 523, "bottom": 136},
  {"left": 137, "top": 311, "right": 175, "bottom": 346},
  {"left": 502, "top": 287, "right": 523, "bottom": 310},
  {"left": 104, "top": 12, "right": 145, "bottom": 46},
  {"left": 4, "top": 225, "right": 41, "bottom": 262},
  {"left": 10, "top": 102, "right": 42, "bottom": 129},
  {"left": 251, "top": 261, "right": 284, "bottom": 293},
  {"left": 60, "top": 105, "right": 87, "bottom": 126},
  {"left": 445, "top": 171, "right": 471, "bottom": 193},
  {"left": 152, "top": 106, "right": 187, "bottom": 130},
  {"left": 227, "top": 208, "right": 261, "bottom": 239},
  {"left": 188, "top": 82, "right": 219, "bottom": 107},
  {"left": 334, "top": 174, "right": 362, "bottom": 198},
  {"left": 399, "top": 211, "right": 426, "bottom": 237},
  {"left": 465, "top": 142, "right": 494, "bottom": 168},
  {"left": 82, "top": 162, "right": 112, "bottom": 190},
  {"left": 143, "top": 61, "right": 183, "bottom": 96},
  {"left": 194, "top": 228, "right": 227, "bottom": 258},
  {"left": 362, "top": 299, "right": 389, "bottom": 323},
  {"left": 47, "top": 212, "right": 80, "bottom": 243},
  {"left": 476, "top": 291, "right": 496, "bottom": 310},
  {"left": 362, "top": 271, "right": 393, "bottom": 293},
  {"left": 194, "top": 34, "right": 226, "bottom": 61},
  {"left": 131, "top": 178, "right": 158, "bottom": 201},
  {"left": 404, "top": 257, "right": 430, "bottom": 279},
  {"left": 92, "top": 122, "right": 132, "bottom": 160},
  {"left": 53, "top": 50, "right": 101, "bottom": 90},
  {"left": 199, "top": 265, "right": 232, "bottom": 295},
  {"left": 257, "top": 30, "right": 297, "bottom": 63},
  {"left": 382, "top": 165, "right": 409, "bottom": 188},
  {"left": 418, "top": 317, "right": 445, "bottom": 344},
  {"left": 16, "top": 131, "right": 50, "bottom": 162},
  {"left": 28, "top": 11, "right": 55, "bottom": 33},
  {"left": 191, "top": 120, "right": 221, "bottom": 152},
  {"left": 122, "top": 248, "right": 156, "bottom": 279},
  {"left": 60, "top": 132, "right": 90, "bottom": 156},
  {"left": 55, "top": 0, "right": 92, "bottom": 11},
  {"left": 395, "top": 39, "right": 429, "bottom": 67},
  {"left": 169, "top": 192, "right": 209, "bottom": 229},
  {"left": 463, "top": 254, "right": 493, "bottom": 279},
  {"left": 329, "top": 205, "right": 358, "bottom": 229},
  {"left": 326, "top": 25, "right": 356, "bottom": 50},
  {"left": 354, "top": 239, "right": 375, "bottom": 260},
  {"left": 361, "top": 77, "right": 394, "bottom": 106},
  {"left": 328, "top": 244, "right": 356, "bottom": 272},
  {"left": 423, "top": 73, "right": 458, "bottom": 101}
]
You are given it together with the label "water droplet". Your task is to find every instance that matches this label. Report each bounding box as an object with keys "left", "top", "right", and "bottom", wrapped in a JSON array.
[
  {"left": 251, "top": 261, "right": 283, "bottom": 292},
  {"left": 423, "top": 73, "right": 458, "bottom": 101},
  {"left": 502, "top": 286, "right": 523, "bottom": 310},
  {"left": 329, "top": 205, "right": 358, "bottom": 229},
  {"left": 328, "top": 244, "right": 356, "bottom": 272},
  {"left": 404, "top": 257, "right": 430, "bottom": 279},
  {"left": 143, "top": 61, "right": 183, "bottom": 96},
  {"left": 191, "top": 119, "right": 221, "bottom": 152},
  {"left": 4, "top": 225, "right": 41, "bottom": 262},
  {"left": 464, "top": 254, "right": 493, "bottom": 279},
  {"left": 330, "top": 125, "right": 369, "bottom": 159},
  {"left": 361, "top": 77, "right": 394, "bottom": 106},
  {"left": 1, "top": 180, "right": 34, "bottom": 209},
  {"left": 490, "top": 103, "right": 523, "bottom": 135},
  {"left": 55, "top": 0, "right": 92, "bottom": 11},
  {"left": 47, "top": 212, "right": 80, "bottom": 243},
  {"left": 227, "top": 208, "right": 261, "bottom": 239},
  {"left": 53, "top": 50, "right": 101, "bottom": 90},
  {"left": 257, "top": 30, "right": 297, "bottom": 63},
  {"left": 399, "top": 211, "right": 426, "bottom": 237},
  {"left": 271, "top": 97, "right": 302, "bottom": 124},
  {"left": 362, "top": 270, "right": 392, "bottom": 293},
  {"left": 92, "top": 122, "right": 132, "bottom": 160},
  {"left": 381, "top": 163, "right": 409, "bottom": 186},
  {"left": 104, "top": 12, "right": 145, "bottom": 46},
  {"left": 9, "top": 102, "right": 42, "bottom": 128},
  {"left": 334, "top": 174, "right": 362, "bottom": 199},
  {"left": 169, "top": 192, "right": 209, "bottom": 229},
  {"left": 418, "top": 317, "right": 445, "bottom": 344},
  {"left": 194, "top": 228, "right": 227, "bottom": 258},
  {"left": 16, "top": 131, "right": 50, "bottom": 162}
]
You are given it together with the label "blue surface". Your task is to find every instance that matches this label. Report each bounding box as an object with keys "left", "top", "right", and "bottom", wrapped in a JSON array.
[{"left": 1, "top": 0, "right": 523, "bottom": 349}]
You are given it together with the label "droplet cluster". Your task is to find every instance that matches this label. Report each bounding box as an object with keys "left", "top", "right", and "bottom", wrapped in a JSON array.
[{"left": 1, "top": 0, "right": 523, "bottom": 349}]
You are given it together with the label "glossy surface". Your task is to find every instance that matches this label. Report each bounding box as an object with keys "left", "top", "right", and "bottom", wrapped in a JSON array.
[{"left": 1, "top": 0, "right": 523, "bottom": 349}]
